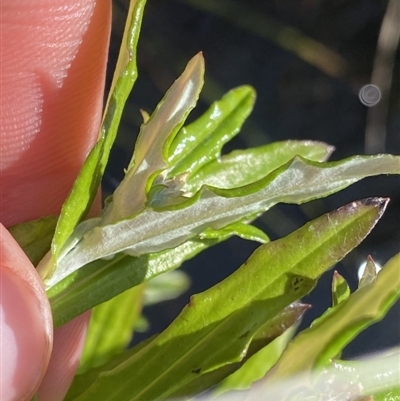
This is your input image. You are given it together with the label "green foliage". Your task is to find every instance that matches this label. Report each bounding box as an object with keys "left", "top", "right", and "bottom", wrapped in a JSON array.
[
  {"left": 167, "top": 85, "right": 256, "bottom": 178},
  {"left": 168, "top": 304, "right": 307, "bottom": 399},
  {"left": 184, "top": 139, "right": 334, "bottom": 192},
  {"left": 331, "top": 271, "right": 351, "bottom": 306},
  {"left": 65, "top": 199, "right": 387, "bottom": 400},
  {"left": 78, "top": 285, "right": 143, "bottom": 373},
  {"left": 266, "top": 252, "right": 400, "bottom": 380},
  {"left": 10, "top": 0, "right": 399, "bottom": 399},
  {"left": 8, "top": 215, "right": 57, "bottom": 266},
  {"left": 49, "top": 0, "right": 146, "bottom": 261},
  {"left": 214, "top": 310, "right": 302, "bottom": 395},
  {"left": 48, "top": 231, "right": 231, "bottom": 327},
  {"left": 102, "top": 52, "right": 205, "bottom": 223}
]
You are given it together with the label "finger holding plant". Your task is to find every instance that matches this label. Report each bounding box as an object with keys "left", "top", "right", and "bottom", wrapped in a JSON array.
[
  {"left": 2, "top": 0, "right": 400, "bottom": 400},
  {"left": 0, "top": 1, "right": 111, "bottom": 400}
]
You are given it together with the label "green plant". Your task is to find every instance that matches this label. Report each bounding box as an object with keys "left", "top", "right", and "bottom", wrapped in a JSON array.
[{"left": 11, "top": 1, "right": 399, "bottom": 400}]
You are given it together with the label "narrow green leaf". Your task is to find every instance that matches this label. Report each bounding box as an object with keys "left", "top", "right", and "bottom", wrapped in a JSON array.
[
  {"left": 8, "top": 215, "right": 57, "bottom": 266},
  {"left": 48, "top": 221, "right": 264, "bottom": 326},
  {"left": 50, "top": 0, "right": 146, "bottom": 259},
  {"left": 332, "top": 271, "right": 350, "bottom": 306},
  {"left": 169, "top": 304, "right": 308, "bottom": 399},
  {"left": 101, "top": 53, "right": 205, "bottom": 224},
  {"left": 214, "top": 326, "right": 297, "bottom": 395},
  {"left": 65, "top": 199, "right": 386, "bottom": 401},
  {"left": 330, "top": 271, "right": 350, "bottom": 360},
  {"left": 168, "top": 86, "right": 256, "bottom": 177},
  {"left": 247, "top": 303, "right": 309, "bottom": 357},
  {"left": 266, "top": 252, "right": 400, "bottom": 381},
  {"left": 186, "top": 140, "right": 334, "bottom": 191},
  {"left": 48, "top": 237, "right": 221, "bottom": 327},
  {"left": 47, "top": 155, "right": 399, "bottom": 288},
  {"left": 79, "top": 284, "right": 144, "bottom": 373}
]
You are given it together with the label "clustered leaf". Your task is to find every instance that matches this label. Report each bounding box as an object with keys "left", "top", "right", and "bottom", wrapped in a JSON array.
[
  {"left": 50, "top": 0, "right": 147, "bottom": 261},
  {"left": 265, "top": 252, "right": 400, "bottom": 381},
  {"left": 101, "top": 52, "right": 205, "bottom": 224},
  {"left": 9, "top": 0, "right": 398, "bottom": 400},
  {"left": 43, "top": 152, "right": 400, "bottom": 290},
  {"left": 48, "top": 235, "right": 227, "bottom": 327},
  {"left": 64, "top": 199, "right": 388, "bottom": 401}
]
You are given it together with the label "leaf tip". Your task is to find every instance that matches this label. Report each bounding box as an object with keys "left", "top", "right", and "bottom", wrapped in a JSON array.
[
  {"left": 358, "top": 255, "right": 379, "bottom": 288},
  {"left": 361, "top": 197, "right": 390, "bottom": 221},
  {"left": 324, "top": 143, "right": 336, "bottom": 160},
  {"left": 343, "top": 197, "right": 389, "bottom": 220},
  {"left": 361, "top": 196, "right": 390, "bottom": 210},
  {"left": 192, "top": 51, "right": 205, "bottom": 70}
]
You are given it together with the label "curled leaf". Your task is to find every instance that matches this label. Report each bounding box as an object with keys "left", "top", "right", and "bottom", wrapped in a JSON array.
[
  {"left": 45, "top": 155, "right": 399, "bottom": 289},
  {"left": 102, "top": 53, "right": 205, "bottom": 224}
]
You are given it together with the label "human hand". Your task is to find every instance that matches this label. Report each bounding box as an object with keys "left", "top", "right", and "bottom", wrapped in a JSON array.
[{"left": 1, "top": 1, "right": 111, "bottom": 400}]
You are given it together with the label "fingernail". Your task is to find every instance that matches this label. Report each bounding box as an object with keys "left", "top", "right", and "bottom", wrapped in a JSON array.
[{"left": 1, "top": 226, "right": 52, "bottom": 401}]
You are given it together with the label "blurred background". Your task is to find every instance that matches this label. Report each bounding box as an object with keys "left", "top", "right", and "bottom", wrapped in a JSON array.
[{"left": 105, "top": 0, "right": 400, "bottom": 359}]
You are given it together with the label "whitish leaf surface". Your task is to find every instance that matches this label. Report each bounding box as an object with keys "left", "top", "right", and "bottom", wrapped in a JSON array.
[
  {"left": 266, "top": 252, "right": 400, "bottom": 381},
  {"left": 237, "top": 350, "right": 400, "bottom": 401},
  {"left": 46, "top": 155, "right": 400, "bottom": 289},
  {"left": 50, "top": 0, "right": 146, "bottom": 259},
  {"left": 48, "top": 220, "right": 261, "bottom": 326},
  {"left": 101, "top": 53, "right": 205, "bottom": 224},
  {"left": 65, "top": 199, "right": 386, "bottom": 401},
  {"left": 185, "top": 140, "right": 334, "bottom": 191},
  {"left": 330, "top": 352, "right": 400, "bottom": 401}
]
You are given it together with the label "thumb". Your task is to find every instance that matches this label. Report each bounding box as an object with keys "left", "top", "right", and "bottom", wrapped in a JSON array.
[{"left": 0, "top": 224, "right": 53, "bottom": 401}]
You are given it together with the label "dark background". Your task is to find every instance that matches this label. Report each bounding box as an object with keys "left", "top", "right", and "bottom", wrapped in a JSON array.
[{"left": 105, "top": 0, "right": 400, "bottom": 359}]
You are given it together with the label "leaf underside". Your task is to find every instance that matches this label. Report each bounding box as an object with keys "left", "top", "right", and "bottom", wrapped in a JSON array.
[{"left": 65, "top": 198, "right": 387, "bottom": 401}]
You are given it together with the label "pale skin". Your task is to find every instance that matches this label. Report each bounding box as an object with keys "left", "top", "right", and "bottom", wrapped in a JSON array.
[{"left": 0, "top": 1, "right": 111, "bottom": 400}]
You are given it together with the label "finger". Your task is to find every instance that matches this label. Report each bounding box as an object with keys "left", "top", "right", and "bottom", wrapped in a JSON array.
[
  {"left": 0, "top": 0, "right": 111, "bottom": 226},
  {"left": 0, "top": 225, "right": 53, "bottom": 401},
  {"left": 1, "top": 1, "right": 111, "bottom": 400},
  {"left": 36, "top": 312, "right": 90, "bottom": 401}
]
